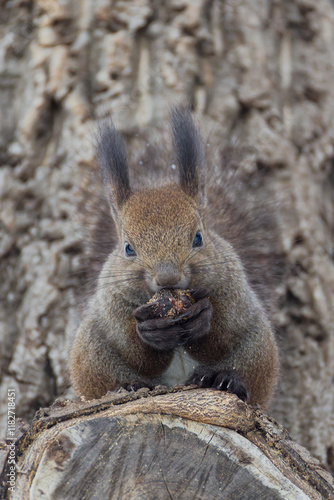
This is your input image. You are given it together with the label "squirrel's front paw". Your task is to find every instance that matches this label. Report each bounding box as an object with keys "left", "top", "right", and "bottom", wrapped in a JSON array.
[
  {"left": 186, "top": 366, "right": 249, "bottom": 403},
  {"left": 133, "top": 289, "right": 212, "bottom": 351}
]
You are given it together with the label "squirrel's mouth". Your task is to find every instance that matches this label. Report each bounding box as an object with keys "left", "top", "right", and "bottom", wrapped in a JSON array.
[{"left": 147, "top": 273, "right": 190, "bottom": 294}]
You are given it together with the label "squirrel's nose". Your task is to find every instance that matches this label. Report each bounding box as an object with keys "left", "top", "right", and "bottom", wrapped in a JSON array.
[{"left": 155, "top": 261, "right": 182, "bottom": 288}]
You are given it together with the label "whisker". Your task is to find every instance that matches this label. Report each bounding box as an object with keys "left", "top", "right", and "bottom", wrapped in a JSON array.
[
  {"left": 183, "top": 247, "right": 198, "bottom": 265},
  {"left": 74, "top": 272, "right": 145, "bottom": 290},
  {"left": 93, "top": 276, "right": 145, "bottom": 290},
  {"left": 190, "top": 257, "right": 233, "bottom": 269}
]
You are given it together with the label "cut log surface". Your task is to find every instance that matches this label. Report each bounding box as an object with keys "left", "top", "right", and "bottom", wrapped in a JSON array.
[{"left": 1, "top": 387, "right": 333, "bottom": 500}]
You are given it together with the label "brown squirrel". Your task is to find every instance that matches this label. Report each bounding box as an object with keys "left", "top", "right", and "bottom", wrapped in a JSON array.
[{"left": 70, "top": 108, "right": 280, "bottom": 407}]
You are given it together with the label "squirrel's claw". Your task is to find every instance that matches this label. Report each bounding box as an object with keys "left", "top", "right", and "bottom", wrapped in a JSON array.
[
  {"left": 121, "top": 379, "right": 154, "bottom": 392},
  {"left": 186, "top": 366, "right": 250, "bottom": 403}
]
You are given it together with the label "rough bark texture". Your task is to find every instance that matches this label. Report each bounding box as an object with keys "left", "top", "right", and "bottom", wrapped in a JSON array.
[
  {"left": 1, "top": 387, "right": 334, "bottom": 499},
  {"left": 0, "top": 0, "right": 334, "bottom": 473}
]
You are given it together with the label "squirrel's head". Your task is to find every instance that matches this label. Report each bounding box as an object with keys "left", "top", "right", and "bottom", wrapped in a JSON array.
[{"left": 97, "top": 107, "right": 207, "bottom": 293}]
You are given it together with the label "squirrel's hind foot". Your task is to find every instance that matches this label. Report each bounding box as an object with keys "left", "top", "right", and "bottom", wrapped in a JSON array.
[
  {"left": 121, "top": 379, "right": 154, "bottom": 392},
  {"left": 186, "top": 366, "right": 249, "bottom": 403}
]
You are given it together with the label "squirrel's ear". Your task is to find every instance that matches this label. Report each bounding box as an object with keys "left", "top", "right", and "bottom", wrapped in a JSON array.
[
  {"left": 171, "top": 107, "right": 205, "bottom": 203},
  {"left": 96, "top": 120, "right": 131, "bottom": 214}
]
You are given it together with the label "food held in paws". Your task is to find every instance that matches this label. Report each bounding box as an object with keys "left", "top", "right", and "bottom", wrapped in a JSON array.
[{"left": 147, "top": 289, "right": 195, "bottom": 319}]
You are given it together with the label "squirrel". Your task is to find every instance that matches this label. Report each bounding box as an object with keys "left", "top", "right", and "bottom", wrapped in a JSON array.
[{"left": 69, "top": 107, "right": 280, "bottom": 408}]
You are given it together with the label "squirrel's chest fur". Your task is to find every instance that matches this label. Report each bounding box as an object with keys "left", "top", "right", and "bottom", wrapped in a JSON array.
[{"left": 161, "top": 348, "right": 198, "bottom": 386}]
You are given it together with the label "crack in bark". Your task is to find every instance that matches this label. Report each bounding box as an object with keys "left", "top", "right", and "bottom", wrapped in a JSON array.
[{"left": 160, "top": 421, "right": 174, "bottom": 500}]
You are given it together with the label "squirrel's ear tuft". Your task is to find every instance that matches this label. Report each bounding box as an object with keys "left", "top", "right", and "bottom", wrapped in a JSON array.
[
  {"left": 96, "top": 120, "right": 131, "bottom": 211},
  {"left": 171, "top": 107, "right": 205, "bottom": 203}
]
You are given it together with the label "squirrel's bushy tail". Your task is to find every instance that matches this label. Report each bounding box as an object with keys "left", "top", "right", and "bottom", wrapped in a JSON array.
[{"left": 207, "top": 145, "right": 285, "bottom": 316}]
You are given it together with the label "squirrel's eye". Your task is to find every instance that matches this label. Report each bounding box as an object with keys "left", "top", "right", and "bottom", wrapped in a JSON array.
[
  {"left": 124, "top": 242, "right": 136, "bottom": 257},
  {"left": 192, "top": 231, "right": 203, "bottom": 248}
]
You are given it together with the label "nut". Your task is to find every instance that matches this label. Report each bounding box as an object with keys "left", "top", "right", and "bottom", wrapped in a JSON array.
[{"left": 147, "top": 289, "right": 195, "bottom": 319}]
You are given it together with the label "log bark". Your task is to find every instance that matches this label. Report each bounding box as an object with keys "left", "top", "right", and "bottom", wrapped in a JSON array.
[
  {"left": 0, "top": 0, "right": 334, "bottom": 474},
  {"left": 1, "top": 387, "right": 334, "bottom": 499}
]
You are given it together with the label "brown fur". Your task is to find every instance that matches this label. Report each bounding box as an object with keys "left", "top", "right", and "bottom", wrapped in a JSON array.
[{"left": 70, "top": 108, "right": 280, "bottom": 407}]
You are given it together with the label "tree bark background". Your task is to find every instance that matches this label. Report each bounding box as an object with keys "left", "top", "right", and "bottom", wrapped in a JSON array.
[{"left": 0, "top": 0, "right": 333, "bottom": 472}]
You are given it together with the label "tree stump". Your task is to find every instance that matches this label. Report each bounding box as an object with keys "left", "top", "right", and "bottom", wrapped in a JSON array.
[{"left": 1, "top": 386, "right": 333, "bottom": 500}]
